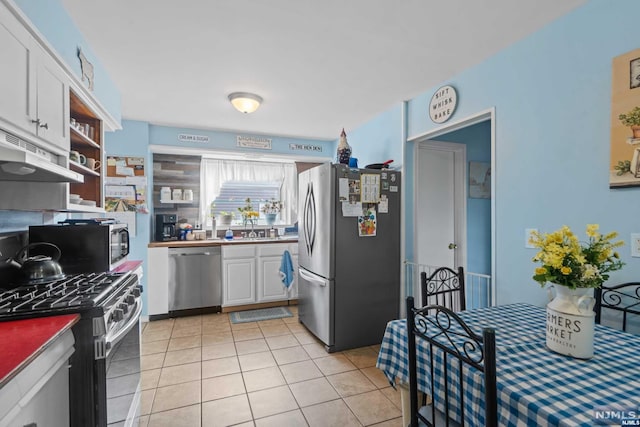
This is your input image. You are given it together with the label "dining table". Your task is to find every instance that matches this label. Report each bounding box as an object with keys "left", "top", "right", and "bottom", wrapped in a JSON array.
[{"left": 376, "top": 303, "right": 640, "bottom": 426}]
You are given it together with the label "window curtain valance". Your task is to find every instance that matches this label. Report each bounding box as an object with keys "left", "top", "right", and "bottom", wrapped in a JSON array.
[{"left": 200, "top": 159, "right": 297, "bottom": 225}]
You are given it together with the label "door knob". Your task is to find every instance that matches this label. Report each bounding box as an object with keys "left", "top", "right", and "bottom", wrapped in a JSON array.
[{"left": 448, "top": 243, "right": 457, "bottom": 250}]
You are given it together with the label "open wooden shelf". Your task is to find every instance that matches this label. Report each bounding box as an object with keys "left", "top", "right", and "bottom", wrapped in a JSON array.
[
  {"left": 70, "top": 126, "right": 100, "bottom": 149},
  {"left": 69, "top": 160, "right": 100, "bottom": 177},
  {"left": 69, "top": 90, "right": 103, "bottom": 210}
]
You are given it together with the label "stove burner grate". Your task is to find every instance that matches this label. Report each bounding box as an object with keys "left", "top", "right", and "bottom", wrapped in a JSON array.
[{"left": 0, "top": 272, "right": 131, "bottom": 316}]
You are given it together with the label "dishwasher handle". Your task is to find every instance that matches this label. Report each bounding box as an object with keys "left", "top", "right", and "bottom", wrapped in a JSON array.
[{"left": 170, "top": 252, "right": 212, "bottom": 257}]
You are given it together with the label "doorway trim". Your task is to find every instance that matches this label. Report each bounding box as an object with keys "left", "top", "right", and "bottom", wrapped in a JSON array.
[{"left": 408, "top": 107, "right": 496, "bottom": 306}]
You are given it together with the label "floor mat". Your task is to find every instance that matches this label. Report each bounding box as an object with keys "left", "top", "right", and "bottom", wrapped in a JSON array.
[{"left": 229, "top": 306, "right": 293, "bottom": 324}]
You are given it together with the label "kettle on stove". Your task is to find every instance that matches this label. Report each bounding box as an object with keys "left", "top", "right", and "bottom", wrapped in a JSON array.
[{"left": 10, "top": 242, "right": 66, "bottom": 285}]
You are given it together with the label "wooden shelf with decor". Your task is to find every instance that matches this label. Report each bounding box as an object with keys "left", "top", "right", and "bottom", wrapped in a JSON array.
[{"left": 69, "top": 90, "right": 103, "bottom": 210}]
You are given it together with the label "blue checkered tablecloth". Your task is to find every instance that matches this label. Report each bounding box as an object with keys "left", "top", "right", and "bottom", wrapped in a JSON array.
[{"left": 376, "top": 303, "right": 640, "bottom": 426}]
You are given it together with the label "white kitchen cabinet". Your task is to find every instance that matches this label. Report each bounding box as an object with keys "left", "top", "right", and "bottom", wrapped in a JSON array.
[
  {"left": 222, "top": 243, "right": 298, "bottom": 307},
  {"left": 34, "top": 45, "right": 69, "bottom": 150},
  {"left": 223, "top": 257, "right": 256, "bottom": 305},
  {"left": 0, "top": 329, "right": 74, "bottom": 427},
  {"left": 0, "top": 2, "right": 68, "bottom": 152},
  {"left": 258, "top": 256, "right": 289, "bottom": 302},
  {"left": 257, "top": 243, "right": 298, "bottom": 302},
  {"left": 147, "top": 247, "right": 169, "bottom": 316},
  {"left": 222, "top": 245, "right": 256, "bottom": 306},
  {"left": 0, "top": 3, "right": 32, "bottom": 137}
]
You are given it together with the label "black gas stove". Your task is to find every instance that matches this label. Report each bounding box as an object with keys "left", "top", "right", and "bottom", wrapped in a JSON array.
[
  {"left": 0, "top": 272, "right": 132, "bottom": 319},
  {"left": 0, "top": 271, "right": 143, "bottom": 427}
]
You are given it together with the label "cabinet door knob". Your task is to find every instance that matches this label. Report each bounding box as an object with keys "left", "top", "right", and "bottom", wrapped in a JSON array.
[
  {"left": 39, "top": 122, "right": 48, "bottom": 130},
  {"left": 31, "top": 118, "right": 41, "bottom": 125}
]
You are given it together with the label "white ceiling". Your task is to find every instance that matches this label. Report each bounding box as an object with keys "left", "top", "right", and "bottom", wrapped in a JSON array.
[{"left": 60, "top": 0, "right": 584, "bottom": 141}]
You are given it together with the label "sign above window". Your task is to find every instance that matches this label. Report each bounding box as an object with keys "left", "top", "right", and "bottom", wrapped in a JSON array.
[
  {"left": 178, "top": 134, "right": 209, "bottom": 143},
  {"left": 237, "top": 136, "right": 272, "bottom": 150},
  {"left": 289, "top": 143, "right": 323, "bottom": 152},
  {"left": 429, "top": 85, "right": 458, "bottom": 124}
]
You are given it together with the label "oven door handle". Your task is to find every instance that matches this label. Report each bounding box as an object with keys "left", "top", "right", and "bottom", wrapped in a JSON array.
[{"left": 105, "top": 298, "right": 142, "bottom": 352}]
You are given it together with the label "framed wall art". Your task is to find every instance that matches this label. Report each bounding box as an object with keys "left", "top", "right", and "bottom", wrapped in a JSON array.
[
  {"left": 469, "top": 161, "right": 491, "bottom": 199},
  {"left": 610, "top": 48, "right": 640, "bottom": 188}
]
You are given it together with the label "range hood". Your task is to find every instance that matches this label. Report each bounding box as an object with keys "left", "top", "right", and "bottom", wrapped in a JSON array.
[{"left": 0, "top": 129, "right": 83, "bottom": 183}]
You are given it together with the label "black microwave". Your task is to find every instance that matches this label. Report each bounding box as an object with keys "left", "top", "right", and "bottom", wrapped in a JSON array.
[{"left": 28, "top": 223, "right": 130, "bottom": 274}]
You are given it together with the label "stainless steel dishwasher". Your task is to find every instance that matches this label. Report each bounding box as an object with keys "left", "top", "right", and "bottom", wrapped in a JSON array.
[{"left": 168, "top": 246, "right": 222, "bottom": 315}]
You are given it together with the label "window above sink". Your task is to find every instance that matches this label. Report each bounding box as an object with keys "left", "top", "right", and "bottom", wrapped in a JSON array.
[{"left": 201, "top": 159, "right": 297, "bottom": 228}]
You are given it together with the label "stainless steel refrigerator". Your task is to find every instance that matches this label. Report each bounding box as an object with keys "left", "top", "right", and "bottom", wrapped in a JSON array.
[{"left": 298, "top": 163, "right": 401, "bottom": 352}]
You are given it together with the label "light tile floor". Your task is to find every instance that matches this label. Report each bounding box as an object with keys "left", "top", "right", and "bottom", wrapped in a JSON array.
[{"left": 139, "top": 306, "right": 403, "bottom": 427}]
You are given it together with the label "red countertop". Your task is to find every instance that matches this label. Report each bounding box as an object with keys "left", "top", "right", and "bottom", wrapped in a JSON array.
[
  {"left": 111, "top": 260, "right": 143, "bottom": 273},
  {"left": 0, "top": 314, "right": 79, "bottom": 387}
]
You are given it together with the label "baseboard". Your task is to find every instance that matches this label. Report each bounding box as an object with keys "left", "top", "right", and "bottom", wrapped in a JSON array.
[{"left": 222, "top": 299, "right": 298, "bottom": 313}]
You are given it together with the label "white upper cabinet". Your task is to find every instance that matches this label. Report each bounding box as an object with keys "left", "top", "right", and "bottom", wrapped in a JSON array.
[
  {"left": 0, "top": 2, "right": 69, "bottom": 152},
  {"left": 34, "top": 45, "right": 69, "bottom": 150},
  {"left": 0, "top": 3, "right": 33, "bottom": 135}
]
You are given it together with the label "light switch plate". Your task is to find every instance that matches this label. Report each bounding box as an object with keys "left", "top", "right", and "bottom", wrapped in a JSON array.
[
  {"left": 631, "top": 233, "right": 640, "bottom": 258},
  {"left": 525, "top": 229, "right": 538, "bottom": 249}
]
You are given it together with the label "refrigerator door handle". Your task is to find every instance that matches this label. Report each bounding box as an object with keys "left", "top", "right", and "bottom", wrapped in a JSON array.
[
  {"left": 298, "top": 268, "right": 327, "bottom": 287},
  {"left": 303, "top": 182, "right": 316, "bottom": 257}
]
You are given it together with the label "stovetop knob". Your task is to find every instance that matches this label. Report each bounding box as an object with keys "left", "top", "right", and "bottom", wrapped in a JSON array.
[
  {"left": 132, "top": 287, "right": 141, "bottom": 297},
  {"left": 126, "top": 295, "right": 135, "bottom": 305},
  {"left": 113, "top": 308, "right": 124, "bottom": 321}
]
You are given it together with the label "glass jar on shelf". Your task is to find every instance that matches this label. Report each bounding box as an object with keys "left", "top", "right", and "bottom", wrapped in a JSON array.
[{"left": 160, "top": 187, "right": 171, "bottom": 201}]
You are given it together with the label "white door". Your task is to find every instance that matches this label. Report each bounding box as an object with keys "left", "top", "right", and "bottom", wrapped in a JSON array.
[{"left": 415, "top": 141, "right": 466, "bottom": 289}]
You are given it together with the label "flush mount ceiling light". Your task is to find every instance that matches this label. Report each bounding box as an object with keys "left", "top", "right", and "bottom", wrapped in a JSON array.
[{"left": 228, "top": 92, "right": 263, "bottom": 114}]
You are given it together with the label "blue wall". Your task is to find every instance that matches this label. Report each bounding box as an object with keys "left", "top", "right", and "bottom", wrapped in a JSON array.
[
  {"left": 435, "top": 121, "right": 492, "bottom": 276},
  {"left": 13, "top": 0, "right": 121, "bottom": 123},
  {"left": 346, "top": 105, "right": 404, "bottom": 169},
  {"left": 105, "top": 121, "right": 151, "bottom": 313},
  {"left": 0, "top": 211, "right": 48, "bottom": 233},
  {"left": 400, "top": 0, "right": 640, "bottom": 306}
]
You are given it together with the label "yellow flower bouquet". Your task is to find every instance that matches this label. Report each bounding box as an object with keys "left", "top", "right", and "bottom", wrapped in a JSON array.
[
  {"left": 238, "top": 198, "right": 260, "bottom": 228},
  {"left": 529, "top": 224, "right": 624, "bottom": 289}
]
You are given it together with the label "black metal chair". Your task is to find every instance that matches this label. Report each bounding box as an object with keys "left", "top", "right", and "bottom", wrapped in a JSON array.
[
  {"left": 406, "top": 296, "right": 497, "bottom": 427},
  {"left": 421, "top": 267, "right": 466, "bottom": 311},
  {"left": 594, "top": 282, "right": 640, "bottom": 332}
]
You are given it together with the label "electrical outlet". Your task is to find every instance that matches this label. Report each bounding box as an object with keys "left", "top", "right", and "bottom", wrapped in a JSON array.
[
  {"left": 525, "top": 229, "right": 538, "bottom": 249},
  {"left": 631, "top": 233, "right": 640, "bottom": 258}
]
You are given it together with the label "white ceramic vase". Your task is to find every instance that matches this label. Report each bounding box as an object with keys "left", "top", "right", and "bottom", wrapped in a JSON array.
[
  {"left": 218, "top": 215, "right": 233, "bottom": 227},
  {"left": 265, "top": 213, "right": 277, "bottom": 226},
  {"left": 546, "top": 284, "right": 595, "bottom": 359}
]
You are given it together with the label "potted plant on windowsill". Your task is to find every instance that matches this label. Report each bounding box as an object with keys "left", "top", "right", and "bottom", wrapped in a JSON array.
[
  {"left": 218, "top": 211, "right": 234, "bottom": 227},
  {"left": 261, "top": 199, "right": 283, "bottom": 226},
  {"left": 618, "top": 106, "right": 640, "bottom": 139},
  {"left": 238, "top": 198, "right": 260, "bottom": 237}
]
